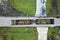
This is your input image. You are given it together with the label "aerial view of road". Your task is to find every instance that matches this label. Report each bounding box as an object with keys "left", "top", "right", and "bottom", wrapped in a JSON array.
[
  {"left": 0, "top": 0, "right": 48, "bottom": 40},
  {"left": 0, "top": 0, "right": 60, "bottom": 40}
]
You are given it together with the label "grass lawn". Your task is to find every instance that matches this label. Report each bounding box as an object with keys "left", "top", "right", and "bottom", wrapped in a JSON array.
[
  {"left": 47, "top": 27, "right": 60, "bottom": 40},
  {"left": 46, "top": 0, "right": 60, "bottom": 17},
  {"left": 9, "top": 0, "right": 36, "bottom": 16},
  {"left": 0, "top": 27, "right": 37, "bottom": 40},
  {"left": 47, "top": 27, "right": 59, "bottom": 37}
]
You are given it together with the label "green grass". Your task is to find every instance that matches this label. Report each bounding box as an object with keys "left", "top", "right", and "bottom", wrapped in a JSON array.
[
  {"left": 0, "top": 27, "right": 37, "bottom": 40},
  {"left": 46, "top": 0, "right": 60, "bottom": 17},
  {"left": 46, "top": 0, "right": 51, "bottom": 15},
  {"left": 47, "top": 27, "right": 60, "bottom": 40},
  {"left": 47, "top": 27, "right": 59, "bottom": 37},
  {"left": 9, "top": 0, "right": 36, "bottom": 16}
]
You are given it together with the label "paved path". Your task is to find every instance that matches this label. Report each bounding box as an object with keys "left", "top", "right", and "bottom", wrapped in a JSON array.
[
  {"left": 35, "top": 0, "right": 42, "bottom": 17},
  {"left": 37, "top": 27, "right": 48, "bottom": 40},
  {"left": 35, "top": 0, "right": 48, "bottom": 40},
  {"left": 35, "top": 0, "right": 46, "bottom": 17}
]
